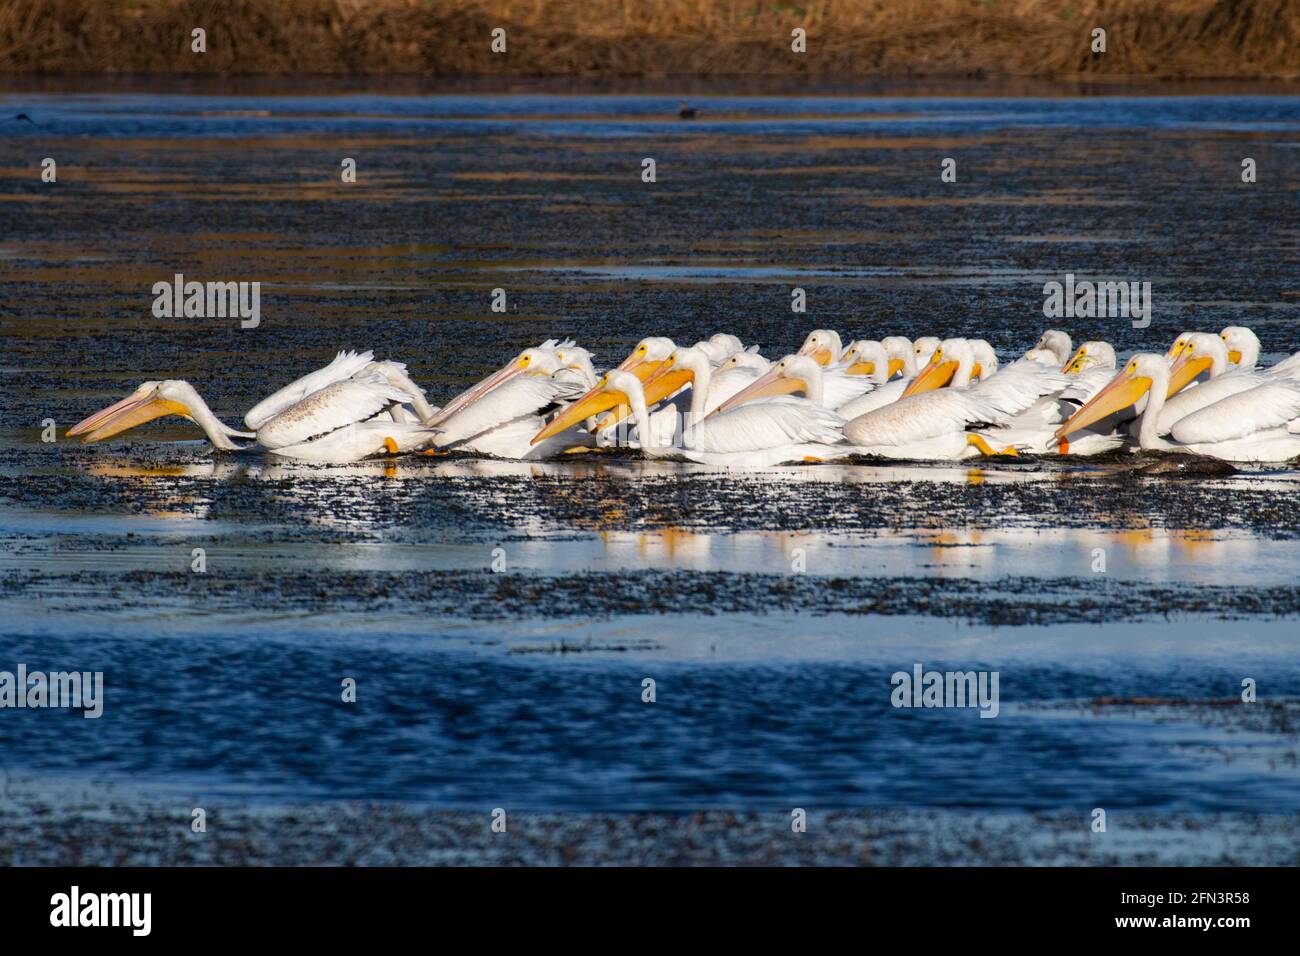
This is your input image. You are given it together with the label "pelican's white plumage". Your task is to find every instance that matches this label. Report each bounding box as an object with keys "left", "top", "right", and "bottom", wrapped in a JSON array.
[
  {"left": 844, "top": 339, "right": 1066, "bottom": 459},
  {"left": 244, "top": 349, "right": 378, "bottom": 430},
  {"left": 68, "top": 355, "right": 440, "bottom": 462},
  {"left": 1058, "top": 352, "right": 1300, "bottom": 462}
]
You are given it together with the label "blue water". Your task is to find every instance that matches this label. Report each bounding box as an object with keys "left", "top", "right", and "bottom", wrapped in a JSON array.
[
  {"left": 2, "top": 618, "right": 1297, "bottom": 812},
  {"left": 2, "top": 87, "right": 1299, "bottom": 817},
  {"left": 3, "top": 92, "right": 1300, "bottom": 139}
]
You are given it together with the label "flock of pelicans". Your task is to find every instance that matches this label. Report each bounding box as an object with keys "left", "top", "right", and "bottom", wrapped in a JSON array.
[{"left": 68, "top": 326, "right": 1300, "bottom": 467}]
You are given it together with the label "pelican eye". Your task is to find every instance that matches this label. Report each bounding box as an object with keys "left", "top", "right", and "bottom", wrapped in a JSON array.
[{"left": 519, "top": 355, "right": 531, "bottom": 367}]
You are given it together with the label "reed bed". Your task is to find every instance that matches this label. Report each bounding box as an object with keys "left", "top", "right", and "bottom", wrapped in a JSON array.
[{"left": 0, "top": 0, "right": 1296, "bottom": 78}]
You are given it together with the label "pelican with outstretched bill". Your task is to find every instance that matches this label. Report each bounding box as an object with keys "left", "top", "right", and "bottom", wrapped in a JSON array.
[
  {"left": 1056, "top": 353, "right": 1300, "bottom": 462},
  {"left": 67, "top": 351, "right": 441, "bottom": 463},
  {"left": 531, "top": 367, "right": 849, "bottom": 467}
]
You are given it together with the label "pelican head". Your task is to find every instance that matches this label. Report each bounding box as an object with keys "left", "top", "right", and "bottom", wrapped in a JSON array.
[
  {"left": 881, "top": 336, "right": 916, "bottom": 378},
  {"left": 693, "top": 332, "right": 743, "bottom": 364},
  {"left": 552, "top": 345, "right": 599, "bottom": 388},
  {"left": 796, "top": 329, "right": 843, "bottom": 366},
  {"left": 902, "top": 338, "right": 974, "bottom": 397},
  {"left": 711, "top": 354, "right": 823, "bottom": 416},
  {"left": 840, "top": 340, "right": 893, "bottom": 383},
  {"left": 1166, "top": 331, "right": 1228, "bottom": 396},
  {"left": 913, "top": 336, "right": 941, "bottom": 369},
  {"left": 718, "top": 348, "right": 770, "bottom": 374},
  {"left": 615, "top": 337, "right": 676, "bottom": 378},
  {"left": 642, "top": 345, "right": 711, "bottom": 404},
  {"left": 1056, "top": 353, "right": 1167, "bottom": 439},
  {"left": 1220, "top": 326, "right": 1261, "bottom": 368},
  {"left": 67, "top": 380, "right": 198, "bottom": 442},
  {"left": 1032, "top": 329, "right": 1073, "bottom": 365},
  {"left": 1062, "top": 340, "right": 1116, "bottom": 373},
  {"left": 532, "top": 370, "right": 645, "bottom": 445},
  {"left": 1164, "top": 331, "right": 1197, "bottom": 363}
]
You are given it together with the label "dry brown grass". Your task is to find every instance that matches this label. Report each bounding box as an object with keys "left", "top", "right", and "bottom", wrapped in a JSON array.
[{"left": 0, "top": 0, "right": 1296, "bottom": 78}]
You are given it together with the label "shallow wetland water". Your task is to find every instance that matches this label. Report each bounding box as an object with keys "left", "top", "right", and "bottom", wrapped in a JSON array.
[{"left": 1, "top": 83, "right": 1298, "bottom": 863}]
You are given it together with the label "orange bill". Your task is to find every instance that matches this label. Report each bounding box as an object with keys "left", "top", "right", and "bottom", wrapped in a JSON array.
[
  {"left": 711, "top": 366, "right": 803, "bottom": 417},
  {"left": 901, "top": 355, "right": 958, "bottom": 397},
  {"left": 1054, "top": 367, "right": 1151, "bottom": 439},
  {"left": 1165, "top": 351, "right": 1212, "bottom": 397},
  {"left": 78, "top": 394, "right": 192, "bottom": 443},
  {"left": 532, "top": 381, "right": 626, "bottom": 445}
]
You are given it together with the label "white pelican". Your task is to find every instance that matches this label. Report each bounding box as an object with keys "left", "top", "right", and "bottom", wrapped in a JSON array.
[
  {"left": 532, "top": 369, "right": 847, "bottom": 468},
  {"left": 843, "top": 338, "right": 1065, "bottom": 459},
  {"left": 691, "top": 333, "right": 746, "bottom": 365},
  {"left": 1061, "top": 340, "right": 1117, "bottom": 373},
  {"left": 1220, "top": 326, "right": 1300, "bottom": 380},
  {"left": 1030, "top": 329, "right": 1073, "bottom": 366},
  {"left": 982, "top": 350, "right": 1126, "bottom": 456},
  {"left": 68, "top": 352, "right": 440, "bottom": 462},
  {"left": 1056, "top": 353, "right": 1300, "bottom": 462},
  {"left": 1156, "top": 332, "right": 1259, "bottom": 433},
  {"left": 796, "top": 329, "right": 844, "bottom": 366},
  {"left": 426, "top": 340, "right": 595, "bottom": 458},
  {"left": 717, "top": 346, "right": 770, "bottom": 375},
  {"left": 881, "top": 337, "right": 918, "bottom": 379},
  {"left": 588, "top": 336, "right": 683, "bottom": 436},
  {"left": 645, "top": 345, "right": 765, "bottom": 416},
  {"left": 590, "top": 345, "right": 764, "bottom": 450},
  {"left": 913, "top": 336, "right": 940, "bottom": 369}
]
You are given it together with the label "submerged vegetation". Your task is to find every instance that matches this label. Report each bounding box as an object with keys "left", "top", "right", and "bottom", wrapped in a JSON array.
[{"left": 1, "top": 0, "right": 1297, "bottom": 79}]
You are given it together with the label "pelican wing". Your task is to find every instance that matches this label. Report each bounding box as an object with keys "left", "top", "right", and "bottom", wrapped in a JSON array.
[
  {"left": 835, "top": 378, "right": 908, "bottom": 419},
  {"left": 256, "top": 369, "right": 414, "bottom": 449},
  {"left": 821, "top": 368, "right": 876, "bottom": 409},
  {"left": 844, "top": 362, "right": 1061, "bottom": 447},
  {"left": 438, "top": 376, "right": 585, "bottom": 446},
  {"left": 688, "top": 401, "right": 844, "bottom": 454},
  {"left": 845, "top": 390, "right": 993, "bottom": 445},
  {"left": 1157, "top": 369, "right": 1266, "bottom": 434},
  {"left": 244, "top": 349, "right": 375, "bottom": 429},
  {"left": 1267, "top": 351, "right": 1300, "bottom": 379},
  {"left": 1171, "top": 382, "right": 1300, "bottom": 444}
]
